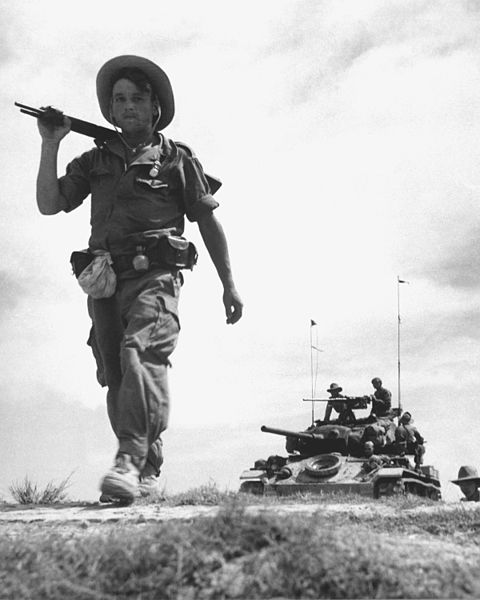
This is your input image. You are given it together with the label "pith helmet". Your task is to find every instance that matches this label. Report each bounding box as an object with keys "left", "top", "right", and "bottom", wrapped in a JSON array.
[
  {"left": 451, "top": 465, "right": 480, "bottom": 486},
  {"left": 327, "top": 383, "right": 342, "bottom": 393},
  {"left": 96, "top": 55, "right": 175, "bottom": 131}
]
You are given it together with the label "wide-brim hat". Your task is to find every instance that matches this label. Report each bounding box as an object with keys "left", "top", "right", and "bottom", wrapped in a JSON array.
[
  {"left": 327, "top": 383, "right": 342, "bottom": 393},
  {"left": 96, "top": 55, "right": 175, "bottom": 131},
  {"left": 451, "top": 465, "right": 480, "bottom": 485}
]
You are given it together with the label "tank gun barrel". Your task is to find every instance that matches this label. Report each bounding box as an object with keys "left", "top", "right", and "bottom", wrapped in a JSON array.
[{"left": 261, "top": 425, "right": 324, "bottom": 441}]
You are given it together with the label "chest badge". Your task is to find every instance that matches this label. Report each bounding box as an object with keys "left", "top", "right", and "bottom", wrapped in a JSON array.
[{"left": 136, "top": 177, "right": 168, "bottom": 189}]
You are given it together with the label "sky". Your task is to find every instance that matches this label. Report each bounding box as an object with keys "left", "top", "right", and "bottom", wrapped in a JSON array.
[{"left": 1, "top": 0, "right": 479, "bottom": 502}]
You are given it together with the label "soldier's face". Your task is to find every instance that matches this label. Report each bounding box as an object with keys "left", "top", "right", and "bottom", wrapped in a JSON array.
[
  {"left": 111, "top": 78, "right": 156, "bottom": 136},
  {"left": 460, "top": 482, "right": 479, "bottom": 501},
  {"left": 364, "top": 443, "right": 374, "bottom": 457}
]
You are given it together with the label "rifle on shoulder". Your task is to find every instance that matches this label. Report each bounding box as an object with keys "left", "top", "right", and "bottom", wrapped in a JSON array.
[
  {"left": 15, "top": 102, "right": 222, "bottom": 194},
  {"left": 15, "top": 102, "right": 117, "bottom": 141}
]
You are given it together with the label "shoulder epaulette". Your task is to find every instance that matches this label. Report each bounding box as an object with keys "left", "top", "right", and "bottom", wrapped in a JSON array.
[
  {"left": 174, "top": 140, "right": 196, "bottom": 158},
  {"left": 172, "top": 139, "right": 222, "bottom": 195}
]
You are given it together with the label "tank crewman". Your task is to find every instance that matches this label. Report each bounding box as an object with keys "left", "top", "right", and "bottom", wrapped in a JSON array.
[
  {"left": 368, "top": 377, "right": 396, "bottom": 444},
  {"left": 361, "top": 424, "right": 386, "bottom": 451},
  {"left": 451, "top": 466, "right": 480, "bottom": 502},
  {"left": 324, "top": 383, "right": 348, "bottom": 422},
  {"left": 395, "top": 411, "right": 425, "bottom": 469},
  {"left": 361, "top": 441, "right": 390, "bottom": 473},
  {"left": 35, "top": 55, "right": 243, "bottom": 503},
  {"left": 369, "top": 377, "right": 392, "bottom": 418}
]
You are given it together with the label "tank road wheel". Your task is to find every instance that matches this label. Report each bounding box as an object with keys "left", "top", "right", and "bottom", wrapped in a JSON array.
[
  {"left": 404, "top": 481, "right": 417, "bottom": 496},
  {"left": 304, "top": 454, "right": 341, "bottom": 478},
  {"left": 239, "top": 481, "right": 264, "bottom": 495},
  {"left": 375, "top": 479, "right": 404, "bottom": 498}
]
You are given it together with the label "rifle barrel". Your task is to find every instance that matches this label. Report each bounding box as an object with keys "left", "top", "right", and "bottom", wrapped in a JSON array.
[
  {"left": 20, "top": 108, "right": 41, "bottom": 118},
  {"left": 15, "top": 102, "right": 41, "bottom": 113}
]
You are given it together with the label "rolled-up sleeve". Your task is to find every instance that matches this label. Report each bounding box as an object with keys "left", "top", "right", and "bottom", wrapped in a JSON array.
[
  {"left": 179, "top": 152, "right": 219, "bottom": 222},
  {"left": 58, "top": 150, "right": 93, "bottom": 213}
]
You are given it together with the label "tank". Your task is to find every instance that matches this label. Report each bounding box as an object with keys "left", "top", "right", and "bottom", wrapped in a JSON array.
[{"left": 239, "top": 398, "right": 441, "bottom": 500}]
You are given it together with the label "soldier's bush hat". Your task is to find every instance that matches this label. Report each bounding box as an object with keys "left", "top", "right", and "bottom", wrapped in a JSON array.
[
  {"left": 451, "top": 465, "right": 480, "bottom": 485},
  {"left": 96, "top": 55, "right": 175, "bottom": 131},
  {"left": 327, "top": 383, "right": 342, "bottom": 393}
]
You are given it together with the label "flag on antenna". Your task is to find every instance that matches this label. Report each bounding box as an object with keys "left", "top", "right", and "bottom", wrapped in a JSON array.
[
  {"left": 398, "top": 278, "right": 410, "bottom": 284},
  {"left": 310, "top": 319, "right": 317, "bottom": 326}
]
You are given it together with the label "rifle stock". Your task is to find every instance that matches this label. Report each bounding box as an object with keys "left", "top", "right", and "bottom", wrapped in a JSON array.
[{"left": 15, "top": 102, "right": 222, "bottom": 194}]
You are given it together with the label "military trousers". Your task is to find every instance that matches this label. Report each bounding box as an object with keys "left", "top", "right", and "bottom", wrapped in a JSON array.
[{"left": 88, "top": 269, "right": 182, "bottom": 474}]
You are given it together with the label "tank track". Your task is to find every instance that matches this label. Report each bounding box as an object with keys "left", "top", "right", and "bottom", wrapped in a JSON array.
[{"left": 375, "top": 476, "right": 441, "bottom": 500}]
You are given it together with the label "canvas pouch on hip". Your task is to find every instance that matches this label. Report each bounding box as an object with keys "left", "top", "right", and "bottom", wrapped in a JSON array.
[{"left": 74, "top": 250, "right": 117, "bottom": 299}]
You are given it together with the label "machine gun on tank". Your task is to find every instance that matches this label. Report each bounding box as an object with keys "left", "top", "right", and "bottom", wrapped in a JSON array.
[{"left": 302, "top": 394, "right": 372, "bottom": 426}]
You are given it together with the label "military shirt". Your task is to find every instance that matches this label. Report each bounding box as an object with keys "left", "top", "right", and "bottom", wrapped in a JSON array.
[
  {"left": 372, "top": 386, "right": 392, "bottom": 417},
  {"left": 395, "top": 422, "right": 424, "bottom": 445},
  {"left": 58, "top": 135, "right": 218, "bottom": 254}
]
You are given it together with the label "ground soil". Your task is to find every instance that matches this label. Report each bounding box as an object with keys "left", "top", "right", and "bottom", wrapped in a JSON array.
[{"left": 0, "top": 498, "right": 476, "bottom": 525}]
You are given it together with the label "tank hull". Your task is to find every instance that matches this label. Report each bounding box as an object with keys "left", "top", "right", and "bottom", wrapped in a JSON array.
[{"left": 240, "top": 453, "right": 441, "bottom": 499}]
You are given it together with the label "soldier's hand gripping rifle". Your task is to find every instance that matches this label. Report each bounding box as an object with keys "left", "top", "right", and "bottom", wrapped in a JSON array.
[
  {"left": 15, "top": 102, "right": 117, "bottom": 141},
  {"left": 15, "top": 102, "right": 222, "bottom": 194}
]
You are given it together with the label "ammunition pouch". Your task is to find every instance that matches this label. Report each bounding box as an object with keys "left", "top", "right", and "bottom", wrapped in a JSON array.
[
  {"left": 156, "top": 235, "right": 198, "bottom": 270},
  {"left": 112, "top": 235, "right": 198, "bottom": 274}
]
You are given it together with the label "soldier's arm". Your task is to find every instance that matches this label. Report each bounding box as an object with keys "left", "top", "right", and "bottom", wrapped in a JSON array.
[
  {"left": 197, "top": 211, "right": 243, "bottom": 324},
  {"left": 36, "top": 116, "right": 71, "bottom": 215},
  {"left": 414, "top": 428, "right": 425, "bottom": 445},
  {"left": 324, "top": 403, "right": 333, "bottom": 421}
]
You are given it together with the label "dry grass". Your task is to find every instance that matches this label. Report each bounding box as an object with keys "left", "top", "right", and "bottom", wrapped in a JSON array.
[
  {"left": 9, "top": 474, "right": 72, "bottom": 505},
  {"left": 1, "top": 489, "right": 480, "bottom": 599}
]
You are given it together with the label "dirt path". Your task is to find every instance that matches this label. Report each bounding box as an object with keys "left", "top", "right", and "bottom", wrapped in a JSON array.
[{"left": 0, "top": 499, "right": 475, "bottom": 525}]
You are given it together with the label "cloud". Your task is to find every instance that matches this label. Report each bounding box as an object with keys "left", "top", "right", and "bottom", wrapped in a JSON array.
[
  {"left": 445, "top": 307, "right": 480, "bottom": 341},
  {"left": 256, "top": 0, "right": 480, "bottom": 113},
  {"left": 405, "top": 216, "right": 480, "bottom": 292},
  {"left": 0, "top": 269, "right": 36, "bottom": 321},
  {"left": 424, "top": 228, "right": 480, "bottom": 291}
]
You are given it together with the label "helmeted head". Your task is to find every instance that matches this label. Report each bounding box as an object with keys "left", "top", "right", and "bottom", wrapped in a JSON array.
[
  {"left": 96, "top": 55, "right": 175, "bottom": 131},
  {"left": 328, "top": 428, "right": 340, "bottom": 439},
  {"left": 399, "top": 411, "right": 412, "bottom": 425},
  {"left": 363, "top": 424, "right": 386, "bottom": 447},
  {"left": 364, "top": 441, "right": 374, "bottom": 457},
  {"left": 371, "top": 377, "right": 382, "bottom": 390}
]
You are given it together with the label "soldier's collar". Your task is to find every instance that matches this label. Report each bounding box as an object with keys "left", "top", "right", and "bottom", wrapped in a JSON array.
[{"left": 95, "top": 133, "right": 173, "bottom": 164}]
